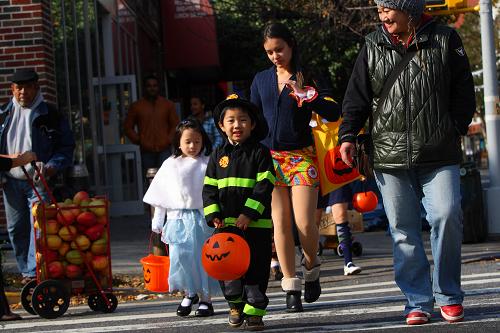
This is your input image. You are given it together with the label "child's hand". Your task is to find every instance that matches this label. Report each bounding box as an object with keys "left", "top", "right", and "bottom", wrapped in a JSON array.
[
  {"left": 213, "top": 218, "right": 224, "bottom": 228},
  {"left": 235, "top": 214, "right": 251, "bottom": 231}
]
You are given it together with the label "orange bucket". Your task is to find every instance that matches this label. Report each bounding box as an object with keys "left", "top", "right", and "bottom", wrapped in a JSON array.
[{"left": 140, "top": 254, "right": 170, "bottom": 292}]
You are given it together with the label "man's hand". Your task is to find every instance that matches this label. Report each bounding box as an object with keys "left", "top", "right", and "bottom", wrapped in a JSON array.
[
  {"left": 12, "top": 151, "right": 37, "bottom": 167},
  {"left": 213, "top": 218, "right": 224, "bottom": 229},
  {"left": 235, "top": 214, "right": 251, "bottom": 231},
  {"left": 340, "top": 142, "right": 356, "bottom": 168}
]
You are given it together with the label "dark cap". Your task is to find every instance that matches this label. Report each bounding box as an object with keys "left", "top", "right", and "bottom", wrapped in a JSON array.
[
  {"left": 10, "top": 68, "right": 39, "bottom": 84},
  {"left": 213, "top": 94, "right": 268, "bottom": 142}
]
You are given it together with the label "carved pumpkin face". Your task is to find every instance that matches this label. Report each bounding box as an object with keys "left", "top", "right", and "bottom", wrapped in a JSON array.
[
  {"left": 324, "top": 146, "right": 359, "bottom": 184},
  {"left": 353, "top": 191, "right": 378, "bottom": 213},
  {"left": 143, "top": 267, "right": 151, "bottom": 284},
  {"left": 201, "top": 232, "right": 250, "bottom": 281}
]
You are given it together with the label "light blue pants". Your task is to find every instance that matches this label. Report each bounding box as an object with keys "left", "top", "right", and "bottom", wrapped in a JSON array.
[
  {"left": 374, "top": 164, "right": 464, "bottom": 314},
  {"left": 3, "top": 178, "right": 47, "bottom": 277}
]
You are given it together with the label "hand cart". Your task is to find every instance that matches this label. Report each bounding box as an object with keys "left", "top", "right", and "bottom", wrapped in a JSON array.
[{"left": 19, "top": 162, "right": 117, "bottom": 319}]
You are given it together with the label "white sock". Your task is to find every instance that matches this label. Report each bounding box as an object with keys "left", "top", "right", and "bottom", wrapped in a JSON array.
[
  {"left": 271, "top": 260, "right": 280, "bottom": 268},
  {"left": 181, "top": 297, "right": 193, "bottom": 307},
  {"left": 198, "top": 303, "right": 209, "bottom": 310}
]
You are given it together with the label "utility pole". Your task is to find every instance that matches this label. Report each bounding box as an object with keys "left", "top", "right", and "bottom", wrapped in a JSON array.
[{"left": 480, "top": 0, "right": 500, "bottom": 235}]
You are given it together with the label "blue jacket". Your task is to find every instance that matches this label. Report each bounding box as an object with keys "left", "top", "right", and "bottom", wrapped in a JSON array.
[
  {"left": 250, "top": 66, "right": 341, "bottom": 151},
  {"left": 0, "top": 99, "right": 75, "bottom": 172}
]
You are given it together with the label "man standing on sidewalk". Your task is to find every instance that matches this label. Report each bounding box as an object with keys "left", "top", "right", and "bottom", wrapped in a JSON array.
[
  {"left": 0, "top": 68, "right": 75, "bottom": 283},
  {"left": 124, "top": 75, "right": 179, "bottom": 178}
]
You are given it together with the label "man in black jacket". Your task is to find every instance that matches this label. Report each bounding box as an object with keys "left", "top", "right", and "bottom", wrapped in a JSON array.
[{"left": 339, "top": 0, "right": 475, "bottom": 326}]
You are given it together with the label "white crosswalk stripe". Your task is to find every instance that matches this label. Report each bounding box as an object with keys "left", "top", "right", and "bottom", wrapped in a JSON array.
[{"left": 2, "top": 272, "right": 500, "bottom": 332}]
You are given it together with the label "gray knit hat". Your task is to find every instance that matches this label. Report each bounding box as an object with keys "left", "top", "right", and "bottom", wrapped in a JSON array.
[{"left": 374, "top": 0, "right": 425, "bottom": 20}]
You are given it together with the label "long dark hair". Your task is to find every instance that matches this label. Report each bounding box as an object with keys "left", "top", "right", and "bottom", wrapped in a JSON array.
[
  {"left": 262, "top": 22, "right": 305, "bottom": 88},
  {"left": 172, "top": 117, "right": 212, "bottom": 157}
]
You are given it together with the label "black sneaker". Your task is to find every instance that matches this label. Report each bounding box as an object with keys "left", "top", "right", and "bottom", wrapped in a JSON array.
[
  {"left": 228, "top": 307, "right": 244, "bottom": 327},
  {"left": 243, "top": 315, "right": 264, "bottom": 331}
]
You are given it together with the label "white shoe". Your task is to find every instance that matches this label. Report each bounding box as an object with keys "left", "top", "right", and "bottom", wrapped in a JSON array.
[{"left": 344, "top": 262, "right": 362, "bottom": 276}]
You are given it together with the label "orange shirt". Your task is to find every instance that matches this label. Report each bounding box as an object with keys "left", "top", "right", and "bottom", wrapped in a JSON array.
[{"left": 124, "top": 96, "right": 179, "bottom": 153}]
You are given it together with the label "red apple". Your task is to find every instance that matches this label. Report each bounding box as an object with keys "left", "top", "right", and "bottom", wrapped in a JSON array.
[
  {"left": 85, "top": 224, "right": 104, "bottom": 241},
  {"left": 73, "top": 191, "right": 89, "bottom": 206},
  {"left": 91, "top": 256, "right": 108, "bottom": 271},
  {"left": 68, "top": 204, "right": 81, "bottom": 218},
  {"left": 45, "top": 250, "right": 59, "bottom": 263},
  {"left": 56, "top": 208, "right": 76, "bottom": 225},
  {"left": 96, "top": 214, "right": 108, "bottom": 226},
  {"left": 65, "top": 264, "right": 82, "bottom": 279},
  {"left": 48, "top": 261, "right": 64, "bottom": 278},
  {"left": 76, "top": 211, "right": 97, "bottom": 227}
]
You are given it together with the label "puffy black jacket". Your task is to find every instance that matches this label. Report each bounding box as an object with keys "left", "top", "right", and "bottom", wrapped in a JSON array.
[{"left": 339, "top": 20, "right": 475, "bottom": 169}]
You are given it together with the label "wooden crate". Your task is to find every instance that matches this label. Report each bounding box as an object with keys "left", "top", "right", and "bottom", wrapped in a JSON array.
[{"left": 319, "top": 209, "right": 364, "bottom": 236}]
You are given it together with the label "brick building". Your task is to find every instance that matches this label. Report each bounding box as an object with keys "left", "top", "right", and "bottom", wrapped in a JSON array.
[{"left": 0, "top": 0, "right": 165, "bottom": 239}]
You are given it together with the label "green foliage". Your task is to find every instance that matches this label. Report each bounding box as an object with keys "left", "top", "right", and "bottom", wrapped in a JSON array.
[{"left": 212, "top": 0, "right": 378, "bottom": 97}]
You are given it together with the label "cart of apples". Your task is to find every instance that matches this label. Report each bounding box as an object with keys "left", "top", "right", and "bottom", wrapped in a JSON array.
[{"left": 21, "top": 191, "right": 117, "bottom": 319}]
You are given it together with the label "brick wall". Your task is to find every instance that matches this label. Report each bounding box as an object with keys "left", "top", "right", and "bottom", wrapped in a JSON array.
[
  {"left": 0, "top": 0, "right": 57, "bottom": 232},
  {"left": 0, "top": 0, "right": 57, "bottom": 104}
]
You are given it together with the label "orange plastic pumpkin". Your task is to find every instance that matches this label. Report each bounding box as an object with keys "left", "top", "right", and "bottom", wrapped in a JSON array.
[
  {"left": 353, "top": 191, "right": 378, "bottom": 213},
  {"left": 201, "top": 232, "right": 250, "bottom": 281},
  {"left": 324, "top": 146, "right": 359, "bottom": 184}
]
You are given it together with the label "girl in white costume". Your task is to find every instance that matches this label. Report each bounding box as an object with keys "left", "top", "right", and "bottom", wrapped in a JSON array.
[{"left": 143, "top": 118, "right": 220, "bottom": 317}]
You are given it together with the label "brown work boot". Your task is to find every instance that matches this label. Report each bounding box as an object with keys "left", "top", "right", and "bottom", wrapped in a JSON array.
[
  {"left": 243, "top": 315, "right": 264, "bottom": 331},
  {"left": 228, "top": 307, "right": 244, "bottom": 327}
]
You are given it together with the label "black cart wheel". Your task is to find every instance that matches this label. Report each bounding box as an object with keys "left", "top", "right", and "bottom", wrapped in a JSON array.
[
  {"left": 98, "top": 292, "right": 118, "bottom": 313},
  {"left": 352, "top": 241, "right": 363, "bottom": 257},
  {"left": 87, "top": 293, "right": 100, "bottom": 312},
  {"left": 31, "top": 280, "right": 70, "bottom": 319},
  {"left": 20, "top": 279, "right": 37, "bottom": 315}
]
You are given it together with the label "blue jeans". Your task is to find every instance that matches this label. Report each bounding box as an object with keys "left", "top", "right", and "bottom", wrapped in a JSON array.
[
  {"left": 3, "top": 178, "right": 47, "bottom": 277},
  {"left": 374, "top": 164, "right": 464, "bottom": 314}
]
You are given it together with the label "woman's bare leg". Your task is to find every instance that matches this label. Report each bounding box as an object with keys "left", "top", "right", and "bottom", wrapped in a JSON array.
[
  {"left": 291, "top": 186, "right": 319, "bottom": 268},
  {"left": 271, "top": 186, "right": 296, "bottom": 278}
]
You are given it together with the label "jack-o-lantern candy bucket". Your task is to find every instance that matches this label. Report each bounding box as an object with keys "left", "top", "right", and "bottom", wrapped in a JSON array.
[
  {"left": 140, "top": 254, "right": 170, "bottom": 292},
  {"left": 201, "top": 232, "right": 250, "bottom": 281}
]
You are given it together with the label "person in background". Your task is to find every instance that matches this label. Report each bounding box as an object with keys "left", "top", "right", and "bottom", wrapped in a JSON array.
[
  {"left": 143, "top": 118, "right": 219, "bottom": 318},
  {"left": 0, "top": 151, "right": 37, "bottom": 321},
  {"left": 0, "top": 68, "right": 75, "bottom": 284},
  {"left": 339, "top": 0, "right": 475, "bottom": 325},
  {"left": 250, "top": 22, "right": 341, "bottom": 312},
  {"left": 189, "top": 96, "right": 223, "bottom": 148},
  {"left": 203, "top": 95, "right": 275, "bottom": 330},
  {"left": 316, "top": 186, "right": 362, "bottom": 276},
  {"left": 124, "top": 75, "right": 180, "bottom": 176}
]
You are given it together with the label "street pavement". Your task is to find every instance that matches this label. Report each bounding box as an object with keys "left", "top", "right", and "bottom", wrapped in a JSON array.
[{"left": 1, "top": 213, "right": 500, "bottom": 332}]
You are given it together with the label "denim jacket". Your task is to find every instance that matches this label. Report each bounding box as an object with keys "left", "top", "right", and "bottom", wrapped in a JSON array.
[{"left": 0, "top": 99, "right": 75, "bottom": 173}]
